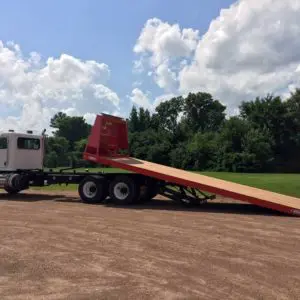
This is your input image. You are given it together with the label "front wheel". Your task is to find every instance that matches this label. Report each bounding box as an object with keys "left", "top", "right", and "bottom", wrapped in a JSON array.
[
  {"left": 109, "top": 175, "right": 140, "bottom": 205},
  {"left": 4, "top": 186, "right": 20, "bottom": 195},
  {"left": 78, "top": 176, "right": 108, "bottom": 204}
]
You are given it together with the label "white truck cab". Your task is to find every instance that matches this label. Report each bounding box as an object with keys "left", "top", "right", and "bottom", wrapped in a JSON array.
[{"left": 0, "top": 131, "right": 44, "bottom": 171}]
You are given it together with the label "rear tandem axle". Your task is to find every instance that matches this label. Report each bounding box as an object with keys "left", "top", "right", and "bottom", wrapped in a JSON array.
[{"left": 0, "top": 170, "right": 215, "bottom": 206}]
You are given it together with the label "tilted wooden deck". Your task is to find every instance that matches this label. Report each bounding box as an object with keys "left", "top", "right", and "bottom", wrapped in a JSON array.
[{"left": 93, "top": 155, "right": 300, "bottom": 216}]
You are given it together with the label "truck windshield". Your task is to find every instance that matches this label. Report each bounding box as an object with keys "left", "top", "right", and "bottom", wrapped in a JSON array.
[
  {"left": 0, "top": 137, "right": 7, "bottom": 149},
  {"left": 17, "top": 137, "right": 40, "bottom": 150}
]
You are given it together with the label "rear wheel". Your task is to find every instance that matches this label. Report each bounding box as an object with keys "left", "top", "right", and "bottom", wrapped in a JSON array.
[
  {"left": 140, "top": 178, "right": 159, "bottom": 202},
  {"left": 78, "top": 176, "right": 108, "bottom": 204},
  {"left": 4, "top": 186, "right": 20, "bottom": 195},
  {"left": 109, "top": 175, "right": 140, "bottom": 205}
]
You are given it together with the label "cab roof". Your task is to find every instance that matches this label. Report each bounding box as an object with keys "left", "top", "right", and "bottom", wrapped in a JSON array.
[{"left": 0, "top": 131, "right": 42, "bottom": 139}]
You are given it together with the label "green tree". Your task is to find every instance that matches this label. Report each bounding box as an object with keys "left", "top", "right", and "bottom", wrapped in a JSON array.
[
  {"left": 74, "top": 138, "right": 88, "bottom": 153},
  {"left": 282, "top": 89, "right": 300, "bottom": 171},
  {"left": 50, "top": 112, "right": 91, "bottom": 150},
  {"left": 45, "top": 87, "right": 300, "bottom": 172},
  {"left": 154, "top": 96, "right": 184, "bottom": 134},
  {"left": 50, "top": 112, "right": 68, "bottom": 128},
  {"left": 239, "top": 94, "right": 300, "bottom": 171},
  {"left": 129, "top": 129, "right": 172, "bottom": 165},
  {"left": 187, "top": 132, "right": 219, "bottom": 170},
  {"left": 182, "top": 92, "right": 226, "bottom": 133},
  {"left": 128, "top": 106, "right": 139, "bottom": 132},
  {"left": 170, "top": 144, "right": 190, "bottom": 169},
  {"left": 128, "top": 106, "right": 152, "bottom": 132},
  {"left": 44, "top": 151, "right": 58, "bottom": 168},
  {"left": 241, "top": 127, "right": 274, "bottom": 171},
  {"left": 138, "top": 107, "right": 151, "bottom": 131},
  {"left": 215, "top": 117, "right": 274, "bottom": 172},
  {"left": 44, "top": 136, "right": 70, "bottom": 167},
  {"left": 239, "top": 95, "right": 286, "bottom": 143}
]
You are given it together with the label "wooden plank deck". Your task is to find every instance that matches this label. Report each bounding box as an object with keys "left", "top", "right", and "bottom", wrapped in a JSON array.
[{"left": 93, "top": 155, "right": 300, "bottom": 216}]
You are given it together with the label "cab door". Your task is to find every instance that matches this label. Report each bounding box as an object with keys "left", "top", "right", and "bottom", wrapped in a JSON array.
[{"left": 0, "top": 136, "right": 8, "bottom": 169}]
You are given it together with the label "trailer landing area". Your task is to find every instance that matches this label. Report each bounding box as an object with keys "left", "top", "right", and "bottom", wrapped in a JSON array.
[{"left": 0, "top": 190, "right": 299, "bottom": 299}]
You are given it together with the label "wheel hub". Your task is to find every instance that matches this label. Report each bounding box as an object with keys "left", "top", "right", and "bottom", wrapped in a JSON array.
[
  {"left": 114, "top": 182, "right": 129, "bottom": 200},
  {"left": 83, "top": 181, "right": 97, "bottom": 198}
]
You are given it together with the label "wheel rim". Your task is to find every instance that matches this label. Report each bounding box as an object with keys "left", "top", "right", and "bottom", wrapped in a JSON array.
[
  {"left": 83, "top": 181, "right": 97, "bottom": 198},
  {"left": 113, "top": 182, "right": 129, "bottom": 200}
]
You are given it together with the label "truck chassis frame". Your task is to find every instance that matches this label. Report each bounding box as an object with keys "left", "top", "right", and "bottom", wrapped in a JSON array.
[{"left": 0, "top": 168, "right": 215, "bottom": 206}]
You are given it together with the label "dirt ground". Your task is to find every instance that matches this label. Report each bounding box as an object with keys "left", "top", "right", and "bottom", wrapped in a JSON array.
[{"left": 0, "top": 190, "right": 299, "bottom": 300}]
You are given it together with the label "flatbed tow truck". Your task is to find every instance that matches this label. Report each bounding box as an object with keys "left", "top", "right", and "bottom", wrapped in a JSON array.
[{"left": 0, "top": 113, "right": 300, "bottom": 216}]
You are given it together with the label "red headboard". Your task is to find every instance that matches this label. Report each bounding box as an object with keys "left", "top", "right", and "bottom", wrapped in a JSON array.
[{"left": 83, "top": 113, "right": 129, "bottom": 159}]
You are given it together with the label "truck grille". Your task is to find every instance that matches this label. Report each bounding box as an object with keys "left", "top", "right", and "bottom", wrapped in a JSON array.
[{"left": 0, "top": 175, "right": 7, "bottom": 188}]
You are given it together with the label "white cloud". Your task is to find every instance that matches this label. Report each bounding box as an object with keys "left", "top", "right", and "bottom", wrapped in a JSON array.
[
  {"left": 133, "top": 1, "right": 300, "bottom": 113},
  {"left": 133, "top": 58, "right": 145, "bottom": 74},
  {"left": 4, "top": 0, "right": 300, "bottom": 135},
  {"left": 133, "top": 18, "right": 199, "bottom": 92},
  {"left": 57, "top": 108, "right": 96, "bottom": 125},
  {"left": 83, "top": 112, "right": 97, "bottom": 125},
  {"left": 128, "top": 88, "right": 152, "bottom": 110},
  {"left": 134, "top": 18, "right": 199, "bottom": 67},
  {"left": 0, "top": 40, "right": 120, "bottom": 132},
  {"left": 92, "top": 84, "right": 119, "bottom": 106},
  {"left": 153, "top": 93, "right": 178, "bottom": 108},
  {"left": 61, "top": 107, "right": 80, "bottom": 117},
  {"left": 132, "top": 80, "right": 142, "bottom": 87},
  {"left": 179, "top": 0, "right": 300, "bottom": 111},
  {"left": 127, "top": 88, "right": 178, "bottom": 113},
  {"left": 154, "top": 63, "right": 177, "bottom": 91}
]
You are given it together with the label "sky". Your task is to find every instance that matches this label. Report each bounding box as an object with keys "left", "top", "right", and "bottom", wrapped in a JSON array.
[{"left": 1, "top": 0, "right": 300, "bottom": 133}]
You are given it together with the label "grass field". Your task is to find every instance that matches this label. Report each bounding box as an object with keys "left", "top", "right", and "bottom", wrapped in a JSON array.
[
  {"left": 31, "top": 168, "right": 300, "bottom": 198},
  {"left": 201, "top": 172, "right": 300, "bottom": 198}
]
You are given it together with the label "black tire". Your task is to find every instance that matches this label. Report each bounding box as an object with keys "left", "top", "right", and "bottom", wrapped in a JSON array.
[
  {"left": 4, "top": 186, "right": 20, "bottom": 195},
  {"left": 78, "top": 176, "right": 108, "bottom": 204},
  {"left": 109, "top": 175, "right": 140, "bottom": 205},
  {"left": 140, "top": 178, "right": 159, "bottom": 202}
]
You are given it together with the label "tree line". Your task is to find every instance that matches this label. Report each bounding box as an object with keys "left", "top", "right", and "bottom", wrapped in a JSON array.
[{"left": 44, "top": 89, "right": 300, "bottom": 173}]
